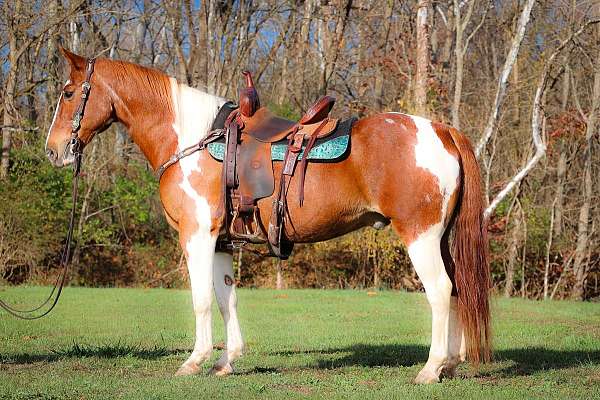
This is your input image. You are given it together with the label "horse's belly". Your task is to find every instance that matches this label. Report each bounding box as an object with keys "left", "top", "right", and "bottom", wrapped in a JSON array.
[{"left": 256, "top": 156, "right": 380, "bottom": 243}]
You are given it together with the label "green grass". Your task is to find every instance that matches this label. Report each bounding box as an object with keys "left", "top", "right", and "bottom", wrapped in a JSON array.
[{"left": 0, "top": 287, "right": 599, "bottom": 399}]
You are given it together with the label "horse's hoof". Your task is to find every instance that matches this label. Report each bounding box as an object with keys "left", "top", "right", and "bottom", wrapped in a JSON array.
[
  {"left": 440, "top": 365, "right": 457, "bottom": 379},
  {"left": 208, "top": 363, "right": 234, "bottom": 376},
  {"left": 414, "top": 369, "right": 440, "bottom": 384},
  {"left": 175, "top": 363, "right": 199, "bottom": 376}
]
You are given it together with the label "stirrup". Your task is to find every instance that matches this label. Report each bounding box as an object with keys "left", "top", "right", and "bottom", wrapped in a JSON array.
[{"left": 228, "top": 207, "right": 264, "bottom": 244}]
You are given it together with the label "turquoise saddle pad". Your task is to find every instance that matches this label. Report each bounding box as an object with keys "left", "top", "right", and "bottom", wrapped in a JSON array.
[{"left": 207, "top": 135, "right": 350, "bottom": 162}]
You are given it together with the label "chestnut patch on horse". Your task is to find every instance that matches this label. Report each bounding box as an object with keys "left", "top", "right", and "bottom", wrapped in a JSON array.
[{"left": 224, "top": 274, "right": 234, "bottom": 286}]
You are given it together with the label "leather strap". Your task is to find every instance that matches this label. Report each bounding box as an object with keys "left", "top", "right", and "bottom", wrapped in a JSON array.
[
  {"left": 70, "top": 59, "right": 96, "bottom": 135},
  {"left": 155, "top": 129, "right": 224, "bottom": 181},
  {"left": 298, "top": 118, "right": 329, "bottom": 206},
  {"left": 155, "top": 102, "right": 236, "bottom": 181}
]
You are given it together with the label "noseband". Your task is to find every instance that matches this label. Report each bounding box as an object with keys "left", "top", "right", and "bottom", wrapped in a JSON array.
[{"left": 0, "top": 58, "right": 96, "bottom": 319}]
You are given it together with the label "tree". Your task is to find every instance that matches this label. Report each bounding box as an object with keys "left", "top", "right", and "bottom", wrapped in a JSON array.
[{"left": 414, "top": 0, "right": 431, "bottom": 115}]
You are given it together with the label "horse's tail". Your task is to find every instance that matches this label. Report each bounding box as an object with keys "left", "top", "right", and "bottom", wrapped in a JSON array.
[{"left": 447, "top": 127, "right": 491, "bottom": 365}]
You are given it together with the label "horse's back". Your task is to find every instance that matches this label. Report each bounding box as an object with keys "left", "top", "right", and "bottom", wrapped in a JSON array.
[{"left": 256, "top": 112, "right": 462, "bottom": 244}]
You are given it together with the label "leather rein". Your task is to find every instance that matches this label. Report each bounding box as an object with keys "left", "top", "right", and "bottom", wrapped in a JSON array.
[{"left": 0, "top": 58, "right": 95, "bottom": 319}]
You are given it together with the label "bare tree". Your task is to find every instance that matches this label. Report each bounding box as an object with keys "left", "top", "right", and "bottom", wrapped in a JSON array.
[
  {"left": 485, "top": 18, "right": 600, "bottom": 218},
  {"left": 415, "top": 0, "right": 431, "bottom": 115},
  {"left": 572, "top": 23, "right": 600, "bottom": 300},
  {"left": 451, "top": 0, "right": 487, "bottom": 129},
  {"left": 475, "top": 0, "right": 536, "bottom": 158}
]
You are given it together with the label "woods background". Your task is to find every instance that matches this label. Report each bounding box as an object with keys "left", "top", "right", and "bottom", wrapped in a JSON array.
[{"left": 0, "top": 0, "right": 598, "bottom": 300}]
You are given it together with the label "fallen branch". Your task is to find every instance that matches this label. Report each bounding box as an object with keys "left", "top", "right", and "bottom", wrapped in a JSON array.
[{"left": 0, "top": 125, "right": 39, "bottom": 132}]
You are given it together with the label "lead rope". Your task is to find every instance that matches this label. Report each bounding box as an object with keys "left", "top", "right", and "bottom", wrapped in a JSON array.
[
  {"left": 0, "top": 154, "right": 81, "bottom": 319},
  {"left": 0, "top": 59, "right": 94, "bottom": 320}
]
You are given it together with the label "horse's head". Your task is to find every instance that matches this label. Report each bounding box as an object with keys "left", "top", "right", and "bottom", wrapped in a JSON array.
[{"left": 45, "top": 47, "right": 114, "bottom": 167}]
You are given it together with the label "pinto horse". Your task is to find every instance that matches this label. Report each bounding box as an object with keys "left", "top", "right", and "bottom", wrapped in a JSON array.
[{"left": 45, "top": 48, "right": 490, "bottom": 383}]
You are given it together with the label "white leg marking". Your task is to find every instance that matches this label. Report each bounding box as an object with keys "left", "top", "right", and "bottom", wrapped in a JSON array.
[
  {"left": 169, "top": 79, "right": 226, "bottom": 376},
  {"left": 441, "top": 297, "right": 464, "bottom": 378},
  {"left": 176, "top": 230, "right": 217, "bottom": 376},
  {"left": 210, "top": 252, "right": 244, "bottom": 376},
  {"left": 408, "top": 224, "right": 452, "bottom": 384}
]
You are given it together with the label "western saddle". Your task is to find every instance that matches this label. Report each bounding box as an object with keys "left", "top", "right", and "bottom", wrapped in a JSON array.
[{"left": 221, "top": 71, "right": 341, "bottom": 259}]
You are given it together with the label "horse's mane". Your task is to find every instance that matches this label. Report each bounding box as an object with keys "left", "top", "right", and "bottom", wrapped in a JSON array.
[{"left": 101, "top": 58, "right": 174, "bottom": 113}]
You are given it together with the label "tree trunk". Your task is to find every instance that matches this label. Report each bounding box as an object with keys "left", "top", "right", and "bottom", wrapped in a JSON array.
[
  {"left": 45, "top": 0, "right": 61, "bottom": 126},
  {"left": 571, "top": 22, "right": 600, "bottom": 300},
  {"left": 298, "top": 0, "right": 314, "bottom": 104},
  {"left": 276, "top": 260, "right": 284, "bottom": 290},
  {"left": 1, "top": 61, "right": 18, "bottom": 180},
  {"left": 553, "top": 149, "right": 567, "bottom": 237},
  {"left": 415, "top": 0, "right": 431, "bottom": 115},
  {"left": 553, "top": 62, "right": 570, "bottom": 238},
  {"left": 374, "top": 0, "right": 394, "bottom": 111},
  {"left": 544, "top": 199, "right": 556, "bottom": 299},
  {"left": 475, "top": 0, "right": 536, "bottom": 157},
  {"left": 505, "top": 201, "right": 522, "bottom": 297}
]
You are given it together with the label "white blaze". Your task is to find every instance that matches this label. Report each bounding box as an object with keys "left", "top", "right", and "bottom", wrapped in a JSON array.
[{"left": 45, "top": 80, "right": 71, "bottom": 150}]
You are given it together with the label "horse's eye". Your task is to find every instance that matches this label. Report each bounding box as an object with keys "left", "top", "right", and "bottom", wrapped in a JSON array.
[{"left": 64, "top": 90, "right": 74, "bottom": 99}]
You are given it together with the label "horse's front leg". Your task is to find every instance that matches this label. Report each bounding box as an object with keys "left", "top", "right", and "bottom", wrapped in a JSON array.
[
  {"left": 176, "top": 226, "right": 217, "bottom": 376},
  {"left": 209, "top": 252, "right": 244, "bottom": 376}
]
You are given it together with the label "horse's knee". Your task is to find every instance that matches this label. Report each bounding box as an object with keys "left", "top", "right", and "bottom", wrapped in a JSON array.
[
  {"left": 422, "top": 274, "right": 452, "bottom": 312},
  {"left": 192, "top": 293, "right": 212, "bottom": 316}
]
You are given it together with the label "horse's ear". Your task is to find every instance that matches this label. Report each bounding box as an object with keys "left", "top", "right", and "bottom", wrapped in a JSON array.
[{"left": 59, "top": 46, "right": 86, "bottom": 73}]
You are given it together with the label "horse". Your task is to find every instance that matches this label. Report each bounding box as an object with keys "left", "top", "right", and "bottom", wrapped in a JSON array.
[{"left": 45, "top": 48, "right": 490, "bottom": 383}]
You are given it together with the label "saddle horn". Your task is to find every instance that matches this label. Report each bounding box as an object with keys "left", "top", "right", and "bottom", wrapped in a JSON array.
[{"left": 239, "top": 71, "right": 260, "bottom": 117}]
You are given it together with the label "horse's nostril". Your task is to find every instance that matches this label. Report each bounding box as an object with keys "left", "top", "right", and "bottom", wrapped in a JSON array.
[{"left": 46, "top": 149, "right": 57, "bottom": 161}]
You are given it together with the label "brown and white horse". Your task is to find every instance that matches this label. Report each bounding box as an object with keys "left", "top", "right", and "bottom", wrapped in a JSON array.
[{"left": 45, "top": 48, "right": 490, "bottom": 383}]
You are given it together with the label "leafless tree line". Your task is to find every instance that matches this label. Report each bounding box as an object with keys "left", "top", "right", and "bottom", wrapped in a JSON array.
[{"left": 0, "top": 0, "right": 598, "bottom": 299}]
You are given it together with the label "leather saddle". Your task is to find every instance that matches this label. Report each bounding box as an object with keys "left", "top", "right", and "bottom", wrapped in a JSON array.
[{"left": 220, "top": 71, "right": 349, "bottom": 259}]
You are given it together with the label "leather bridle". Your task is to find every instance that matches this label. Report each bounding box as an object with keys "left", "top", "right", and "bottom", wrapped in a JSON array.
[{"left": 0, "top": 58, "right": 95, "bottom": 319}]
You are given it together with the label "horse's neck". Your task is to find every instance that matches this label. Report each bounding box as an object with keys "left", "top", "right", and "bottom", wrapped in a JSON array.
[
  {"left": 169, "top": 80, "right": 227, "bottom": 151},
  {"left": 110, "top": 71, "right": 225, "bottom": 170}
]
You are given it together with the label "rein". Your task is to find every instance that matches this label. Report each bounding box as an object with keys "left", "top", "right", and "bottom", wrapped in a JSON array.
[{"left": 0, "top": 59, "right": 95, "bottom": 319}]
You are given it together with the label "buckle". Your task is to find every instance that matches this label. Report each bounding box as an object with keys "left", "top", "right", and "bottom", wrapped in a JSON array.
[
  {"left": 229, "top": 240, "right": 247, "bottom": 249},
  {"left": 169, "top": 153, "right": 179, "bottom": 164}
]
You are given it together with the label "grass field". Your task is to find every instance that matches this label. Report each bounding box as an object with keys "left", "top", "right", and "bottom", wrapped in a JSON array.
[{"left": 0, "top": 287, "right": 599, "bottom": 399}]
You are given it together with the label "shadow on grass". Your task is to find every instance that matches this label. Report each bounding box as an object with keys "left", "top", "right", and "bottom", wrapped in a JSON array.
[
  {"left": 271, "top": 344, "right": 600, "bottom": 377},
  {"left": 0, "top": 341, "right": 188, "bottom": 365},
  {"left": 3, "top": 342, "right": 599, "bottom": 379}
]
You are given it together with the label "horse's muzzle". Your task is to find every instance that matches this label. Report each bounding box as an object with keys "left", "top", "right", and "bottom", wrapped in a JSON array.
[
  {"left": 46, "top": 148, "right": 58, "bottom": 163},
  {"left": 46, "top": 146, "right": 75, "bottom": 167}
]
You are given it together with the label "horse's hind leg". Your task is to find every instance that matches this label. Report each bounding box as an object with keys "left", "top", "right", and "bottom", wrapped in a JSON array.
[
  {"left": 440, "top": 230, "right": 464, "bottom": 378},
  {"left": 209, "top": 252, "right": 244, "bottom": 376},
  {"left": 401, "top": 223, "right": 453, "bottom": 384}
]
